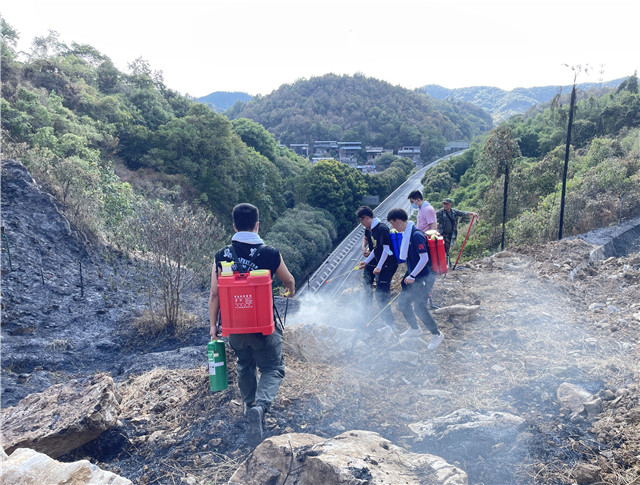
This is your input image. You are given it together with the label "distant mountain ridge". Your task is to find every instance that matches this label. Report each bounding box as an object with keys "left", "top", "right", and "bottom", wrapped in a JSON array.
[
  {"left": 196, "top": 91, "right": 252, "bottom": 112},
  {"left": 200, "top": 78, "right": 627, "bottom": 121},
  {"left": 223, "top": 73, "right": 493, "bottom": 158},
  {"left": 422, "top": 78, "right": 626, "bottom": 122}
]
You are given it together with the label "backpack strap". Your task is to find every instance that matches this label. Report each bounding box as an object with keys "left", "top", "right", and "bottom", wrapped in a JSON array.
[{"left": 227, "top": 243, "right": 264, "bottom": 273}]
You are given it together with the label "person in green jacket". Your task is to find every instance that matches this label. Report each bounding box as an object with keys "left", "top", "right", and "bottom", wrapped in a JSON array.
[{"left": 436, "top": 198, "right": 478, "bottom": 263}]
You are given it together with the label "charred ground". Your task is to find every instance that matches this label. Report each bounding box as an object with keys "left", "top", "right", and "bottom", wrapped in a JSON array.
[
  {"left": 2, "top": 160, "right": 639, "bottom": 484},
  {"left": 59, "top": 239, "right": 640, "bottom": 485}
]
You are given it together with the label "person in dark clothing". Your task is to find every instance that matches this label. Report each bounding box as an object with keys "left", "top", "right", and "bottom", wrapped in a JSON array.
[
  {"left": 209, "top": 203, "right": 295, "bottom": 445},
  {"left": 386, "top": 208, "right": 444, "bottom": 349},
  {"left": 356, "top": 206, "right": 398, "bottom": 332},
  {"left": 436, "top": 198, "right": 478, "bottom": 263}
]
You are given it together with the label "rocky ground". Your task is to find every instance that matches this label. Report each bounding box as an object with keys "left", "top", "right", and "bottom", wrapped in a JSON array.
[
  {"left": 46, "top": 239, "right": 640, "bottom": 485},
  {"left": 2, "top": 159, "right": 640, "bottom": 484}
]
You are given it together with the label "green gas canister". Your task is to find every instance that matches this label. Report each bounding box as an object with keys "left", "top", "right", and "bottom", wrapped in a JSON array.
[{"left": 208, "top": 339, "right": 228, "bottom": 392}]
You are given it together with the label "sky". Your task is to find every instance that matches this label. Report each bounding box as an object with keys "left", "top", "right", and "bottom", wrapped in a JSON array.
[{"left": 2, "top": 0, "right": 638, "bottom": 98}]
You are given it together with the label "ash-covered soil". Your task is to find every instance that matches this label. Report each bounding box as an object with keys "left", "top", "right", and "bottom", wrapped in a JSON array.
[{"left": 60, "top": 238, "right": 640, "bottom": 485}]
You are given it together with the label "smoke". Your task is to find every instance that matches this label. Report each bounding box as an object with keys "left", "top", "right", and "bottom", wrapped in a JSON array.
[
  {"left": 289, "top": 289, "right": 370, "bottom": 330},
  {"left": 280, "top": 248, "right": 639, "bottom": 484}
]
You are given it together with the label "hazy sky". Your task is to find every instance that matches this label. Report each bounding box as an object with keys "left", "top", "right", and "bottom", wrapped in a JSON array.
[{"left": 2, "top": 0, "right": 638, "bottom": 97}]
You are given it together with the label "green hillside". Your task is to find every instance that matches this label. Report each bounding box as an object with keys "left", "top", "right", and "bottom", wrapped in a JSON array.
[
  {"left": 0, "top": 22, "right": 425, "bottom": 285},
  {"left": 421, "top": 74, "right": 640, "bottom": 259},
  {"left": 226, "top": 73, "right": 493, "bottom": 163},
  {"left": 423, "top": 79, "right": 625, "bottom": 122},
  {"left": 196, "top": 91, "right": 252, "bottom": 112}
]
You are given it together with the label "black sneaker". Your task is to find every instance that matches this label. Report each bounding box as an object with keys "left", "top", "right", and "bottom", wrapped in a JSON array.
[{"left": 247, "top": 405, "right": 265, "bottom": 444}]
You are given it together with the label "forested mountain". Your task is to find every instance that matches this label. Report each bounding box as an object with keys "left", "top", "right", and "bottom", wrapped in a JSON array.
[
  {"left": 422, "top": 78, "right": 625, "bottom": 122},
  {"left": 226, "top": 73, "right": 493, "bottom": 162},
  {"left": 0, "top": 22, "right": 425, "bottom": 286},
  {"left": 420, "top": 74, "right": 640, "bottom": 258},
  {"left": 196, "top": 91, "right": 252, "bottom": 112}
]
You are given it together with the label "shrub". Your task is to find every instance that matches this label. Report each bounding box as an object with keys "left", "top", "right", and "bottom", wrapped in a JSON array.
[{"left": 122, "top": 201, "right": 225, "bottom": 329}]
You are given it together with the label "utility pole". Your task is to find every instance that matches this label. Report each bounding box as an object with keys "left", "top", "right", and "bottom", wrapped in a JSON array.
[{"left": 558, "top": 83, "right": 577, "bottom": 240}]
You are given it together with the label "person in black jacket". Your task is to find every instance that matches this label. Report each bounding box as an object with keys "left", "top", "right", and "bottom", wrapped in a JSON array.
[
  {"left": 209, "top": 203, "right": 295, "bottom": 445},
  {"left": 356, "top": 206, "right": 398, "bottom": 332}
]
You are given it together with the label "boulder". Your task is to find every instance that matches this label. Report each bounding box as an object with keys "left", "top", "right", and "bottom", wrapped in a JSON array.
[
  {"left": 433, "top": 304, "right": 481, "bottom": 322},
  {"left": 556, "top": 382, "right": 593, "bottom": 414},
  {"left": 409, "top": 408, "right": 526, "bottom": 459},
  {"left": 433, "top": 304, "right": 481, "bottom": 317},
  {"left": 572, "top": 463, "right": 602, "bottom": 484},
  {"left": 228, "top": 430, "right": 467, "bottom": 485},
  {"left": 285, "top": 323, "right": 357, "bottom": 363},
  {"left": 1, "top": 447, "right": 132, "bottom": 484},
  {"left": 1, "top": 373, "right": 121, "bottom": 458}
]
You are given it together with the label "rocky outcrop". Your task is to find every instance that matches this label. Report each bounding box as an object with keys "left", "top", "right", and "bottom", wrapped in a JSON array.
[
  {"left": 228, "top": 430, "right": 467, "bottom": 485},
  {"left": 1, "top": 447, "right": 132, "bottom": 484},
  {"left": 1, "top": 373, "right": 121, "bottom": 458},
  {"left": 556, "top": 382, "right": 593, "bottom": 414},
  {"left": 409, "top": 408, "right": 526, "bottom": 458},
  {"left": 580, "top": 215, "right": 640, "bottom": 260}
]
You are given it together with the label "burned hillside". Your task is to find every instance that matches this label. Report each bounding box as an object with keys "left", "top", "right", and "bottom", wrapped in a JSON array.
[{"left": 2, "top": 159, "right": 640, "bottom": 484}]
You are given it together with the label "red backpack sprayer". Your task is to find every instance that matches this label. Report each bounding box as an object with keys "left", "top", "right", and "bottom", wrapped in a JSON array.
[
  {"left": 390, "top": 228, "right": 448, "bottom": 275},
  {"left": 208, "top": 247, "right": 289, "bottom": 392}
]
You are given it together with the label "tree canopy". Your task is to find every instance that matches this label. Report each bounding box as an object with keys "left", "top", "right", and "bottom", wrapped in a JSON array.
[{"left": 227, "top": 73, "right": 492, "bottom": 163}]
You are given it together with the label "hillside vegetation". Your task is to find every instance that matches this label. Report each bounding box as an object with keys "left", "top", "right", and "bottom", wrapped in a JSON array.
[
  {"left": 227, "top": 73, "right": 493, "bottom": 161},
  {"left": 0, "top": 22, "right": 434, "bottom": 295},
  {"left": 421, "top": 74, "right": 640, "bottom": 259},
  {"left": 423, "top": 78, "right": 625, "bottom": 122}
]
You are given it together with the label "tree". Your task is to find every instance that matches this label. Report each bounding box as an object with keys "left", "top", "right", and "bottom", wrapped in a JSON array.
[
  {"left": 484, "top": 125, "right": 521, "bottom": 250},
  {"left": 265, "top": 204, "right": 337, "bottom": 284},
  {"left": 302, "top": 159, "right": 367, "bottom": 238},
  {"left": 420, "top": 126, "right": 447, "bottom": 161},
  {"left": 232, "top": 118, "right": 278, "bottom": 161},
  {"left": 125, "top": 202, "right": 225, "bottom": 329}
]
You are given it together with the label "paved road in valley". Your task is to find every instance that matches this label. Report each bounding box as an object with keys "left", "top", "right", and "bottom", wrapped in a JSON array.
[{"left": 296, "top": 151, "right": 465, "bottom": 300}]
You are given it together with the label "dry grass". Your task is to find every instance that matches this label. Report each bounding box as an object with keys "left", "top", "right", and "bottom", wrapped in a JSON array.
[
  {"left": 45, "top": 339, "right": 74, "bottom": 352},
  {"left": 131, "top": 310, "right": 202, "bottom": 338}
]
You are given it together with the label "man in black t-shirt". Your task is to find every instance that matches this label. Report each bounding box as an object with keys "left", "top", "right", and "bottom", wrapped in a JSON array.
[
  {"left": 209, "top": 203, "right": 295, "bottom": 445},
  {"left": 387, "top": 208, "right": 444, "bottom": 350},
  {"left": 356, "top": 206, "right": 398, "bottom": 331}
]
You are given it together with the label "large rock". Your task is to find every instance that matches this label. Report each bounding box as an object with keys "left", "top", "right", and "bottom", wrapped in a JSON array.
[
  {"left": 1, "top": 447, "right": 132, "bottom": 484},
  {"left": 409, "top": 408, "right": 526, "bottom": 459},
  {"left": 1, "top": 373, "right": 121, "bottom": 458},
  {"left": 556, "top": 382, "right": 593, "bottom": 414},
  {"left": 228, "top": 430, "right": 467, "bottom": 485},
  {"left": 285, "top": 323, "right": 358, "bottom": 363}
]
